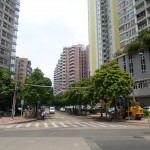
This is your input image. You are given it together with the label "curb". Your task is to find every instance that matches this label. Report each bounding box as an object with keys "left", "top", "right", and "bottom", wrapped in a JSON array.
[
  {"left": 0, "top": 117, "right": 37, "bottom": 125},
  {"left": 88, "top": 115, "right": 150, "bottom": 125}
]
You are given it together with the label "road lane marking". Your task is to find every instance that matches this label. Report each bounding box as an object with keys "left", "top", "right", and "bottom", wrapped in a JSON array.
[
  {"left": 67, "top": 122, "right": 78, "bottom": 127},
  {"left": 59, "top": 122, "right": 68, "bottom": 127},
  {"left": 116, "top": 124, "right": 126, "bottom": 127},
  {"left": 82, "top": 122, "right": 98, "bottom": 127},
  {"left": 6, "top": 125, "right": 13, "bottom": 128},
  {"left": 89, "top": 122, "right": 107, "bottom": 127},
  {"left": 16, "top": 124, "right": 22, "bottom": 128},
  {"left": 44, "top": 123, "right": 48, "bottom": 128},
  {"left": 51, "top": 122, "right": 58, "bottom": 128},
  {"left": 26, "top": 123, "right": 31, "bottom": 128},
  {"left": 75, "top": 122, "right": 87, "bottom": 127},
  {"left": 35, "top": 123, "right": 39, "bottom": 127}
]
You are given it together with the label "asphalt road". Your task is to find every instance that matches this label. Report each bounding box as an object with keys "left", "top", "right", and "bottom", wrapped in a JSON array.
[{"left": 0, "top": 111, "right": 150, "bottom": 150}]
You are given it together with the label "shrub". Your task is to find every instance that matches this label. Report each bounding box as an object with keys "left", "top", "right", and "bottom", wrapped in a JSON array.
[{"left": 143, "top": 109, "right": 149, "bottom": 116}]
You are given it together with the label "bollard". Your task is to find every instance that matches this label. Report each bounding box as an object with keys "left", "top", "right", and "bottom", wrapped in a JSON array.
[{"left": 148, "top": 117, "right": 150, "bottom": 123}]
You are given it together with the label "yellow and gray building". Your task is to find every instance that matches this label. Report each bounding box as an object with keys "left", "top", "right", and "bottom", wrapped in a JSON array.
[{"left": 88, "top": 0, "right": 120, "bottom": 76}]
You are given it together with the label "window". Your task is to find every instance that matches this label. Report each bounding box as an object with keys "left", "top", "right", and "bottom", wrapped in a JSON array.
[
  {"left": 140, "top": 51, "right": 146, "bottom": 73},
  {"left": 128, "top": 54, "right": 134, "bottom": 75},
  {"left": 123, "top": 56, "right": 126, "bottom": 71}
]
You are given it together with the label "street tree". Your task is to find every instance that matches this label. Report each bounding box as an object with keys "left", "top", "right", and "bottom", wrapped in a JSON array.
[
  {"left": 0, "top": 68, "right": 15, "bottom": 110},
  {"left": 22, "top": 68, "right": 54, "bottom": 107},
  {"left": 92, "top": 60, "right": 133, "bottom": 102}
]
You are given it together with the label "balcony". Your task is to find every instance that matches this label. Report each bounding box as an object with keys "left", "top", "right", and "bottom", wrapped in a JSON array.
[
  {"left": 146, "top": 1, "right": 150, "bottom": 8},
  {"left": 135, "top": 0, "right": 144, "bottom": 7},
  {"left": 136, "top": 6, "right": 145, "bottom": 14}
]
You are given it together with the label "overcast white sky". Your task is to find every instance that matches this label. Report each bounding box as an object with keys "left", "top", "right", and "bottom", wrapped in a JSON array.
[{"left": 16, "top": 0, "right": 89, "bottom": 83}]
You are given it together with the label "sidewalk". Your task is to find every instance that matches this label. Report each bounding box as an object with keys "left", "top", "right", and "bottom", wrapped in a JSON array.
[
  {"left": 88, "top": 114, "right": 150, "bottom": 125},
  {"left": 0, "top": 115, "right": 37, "bottom": 125}
]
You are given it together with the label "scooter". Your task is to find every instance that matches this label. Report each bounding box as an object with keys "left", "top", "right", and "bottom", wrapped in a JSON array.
[{"left": 41, "top": 111, "right": 46, "bottom": 120}]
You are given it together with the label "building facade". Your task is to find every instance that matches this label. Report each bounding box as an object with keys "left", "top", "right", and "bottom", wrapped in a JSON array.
[
  {"left": 88, "top": 0, "right": 120, "bottom": 76},
  {"left": 117, "top": 0, "right": 150, "bottom": 50},
  {"left": 117, "top": 50, "right": 150, "bottom": 106},
  {"left": 14, "top": 57, "right": 32, "bottom": 83},
  {"left": 53, "top": 44, "right": 89, "bottom": 95},
  {"left": 0, "top": 0, "right": 20, "bottom": 78},
  {"left": 116, "top": 0, "right": 150, "bottom": 106}
]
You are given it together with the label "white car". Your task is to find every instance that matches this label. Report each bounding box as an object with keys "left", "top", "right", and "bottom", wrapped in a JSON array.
[
  {"left": 49, "top": 107, "right": 55, "bottom": 114},
  {"left": 60, "top": 107, "right": 65, "bottom": 112}
]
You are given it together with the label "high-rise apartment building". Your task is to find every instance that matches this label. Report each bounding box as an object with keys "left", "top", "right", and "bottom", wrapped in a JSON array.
[
  {"left": 0, "top": 0, "right": 20, "bottom": 78},
  {"left": 117, "top": 0, "right": 150, "bottom": 50},
  {"left": 14, "top": 57, "right": 32, "bottom": 83},
  {"left": 88, "top": 0, "right": 120, "bottom": 76},
  {"left": 53, "top": 44, "right": 89, "bottom": 95},
  {"left": 116, "top": 0, "right": 150, "bottom": 106}
]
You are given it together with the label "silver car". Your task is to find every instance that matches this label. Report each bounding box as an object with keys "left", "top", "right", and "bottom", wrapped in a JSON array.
[{"left": 50, "top": 107, "right": 55, "bottom": 114}]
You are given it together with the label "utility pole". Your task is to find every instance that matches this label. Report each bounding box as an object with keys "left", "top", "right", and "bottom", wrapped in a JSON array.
[{"left": 11, "top": 83, "right": 17, "bottom": 120}]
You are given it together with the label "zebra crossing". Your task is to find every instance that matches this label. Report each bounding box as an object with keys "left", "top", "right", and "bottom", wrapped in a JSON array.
[{"left": 1, "top": 121, "right": 149, "bottom": 130}]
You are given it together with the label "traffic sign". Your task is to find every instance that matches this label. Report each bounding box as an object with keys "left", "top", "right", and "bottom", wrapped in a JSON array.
[{"left": 21, "top": 99, "right": 24, "bottom": 105}]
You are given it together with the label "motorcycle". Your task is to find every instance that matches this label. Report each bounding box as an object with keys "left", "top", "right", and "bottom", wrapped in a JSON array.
[{"left": 41, "top": 110, "right": 46, "bottom": 120}]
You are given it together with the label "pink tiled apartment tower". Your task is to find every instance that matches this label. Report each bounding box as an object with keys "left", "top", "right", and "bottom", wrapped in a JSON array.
[{"left": 54, "top": 44, "right": 89, "bottom": 95}]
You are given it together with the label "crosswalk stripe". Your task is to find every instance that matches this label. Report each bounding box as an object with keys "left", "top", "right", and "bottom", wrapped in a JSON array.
[
  {"left": 44, "top": 123, "right": 48, "bottom": 128},
  {"left": 59, "top": 122, "right": 68, "bottom": 127},
  {"left": 51, "top": 122, "right": 58, "bottom": 127},
  {"left": 116, "top": 124, "right": 126, "bottom": 127},
  {"left": 100, "top": 123, "right": 117, "bottom": 127},
  {"left": 16, "top": 124, "right": 22, "bottom": 128},
  {"left": 26, "top": 123, "right": 31, "bottom": 128},
  {"left": 6, "top": 125, "right": 13, "bottom": 128},
  {"left": 89, "top": 122, "right": 107, "bottom": 127},
  {"left": 67, "top": 122, "right": 78, "bottom": 127},
  {"left": 82, "top": 122, "right": 98, "bottom": 127},
  {"left": 35, "top": 123, "right": 39, "bottom": 127},
  {"left": 3, "top": 121, "right": 146, "bottom": 129},
  {"left": 75, "top": 122, "right": 87, "bottom": 127}
]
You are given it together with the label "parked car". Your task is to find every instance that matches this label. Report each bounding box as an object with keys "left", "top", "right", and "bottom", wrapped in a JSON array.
[
  {"left": 143, "top": 106, "right": 150, "bottom": 112},
  {"left": 49, "top": 107, "right": 55, "bottom": 114},
  {"left": 60, "top": 107, "right": 65, "bottom": 112}
]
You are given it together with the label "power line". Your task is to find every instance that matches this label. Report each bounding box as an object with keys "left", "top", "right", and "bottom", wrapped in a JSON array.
[{"left": 24, "top": 84, "right": 51, "bottom": 88}]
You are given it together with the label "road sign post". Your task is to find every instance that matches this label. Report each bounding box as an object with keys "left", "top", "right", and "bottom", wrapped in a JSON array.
[{"left": 21, "top": 99, "right": 24, "bottom": 116}]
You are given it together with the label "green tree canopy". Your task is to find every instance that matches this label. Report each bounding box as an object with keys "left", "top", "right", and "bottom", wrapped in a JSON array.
[
  {"left": 22, "top": 68, "right": 54, "bottom": 106},
  {"left": 125, "top": 29, "right": 150, "bottom": 53},
  {"left": 0, "top": 68, "right": 15, "bottom": 110},
  {"left": 92, "top": 60, "right": 133, "bottom": 101}
]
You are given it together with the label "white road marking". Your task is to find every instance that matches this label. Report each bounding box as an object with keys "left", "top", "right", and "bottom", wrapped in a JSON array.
[
  {"left": 6, "top": 125, "right": 13, "bottom": 128},
  {"left": 59, "top": 122, "right": 68, "bottom": 127},
  {"left": 26, "top": 123, "right": 31, "bottom": 128},
  {"left": 44, "top": 123, "right": 48, "bottom": 128},
  {"left": 67, "top": 122, "right": 78, "bottom": 127},
  {"left": 16, "top": 124, "right": 22, "bottom": 128},
  {"left": 51, "top": 122, "right": 58, "bottom": 128},
  {"left": 35, "top": 123, "right": 39, "bottom": 127},
  {"left": 75, "top": 122, "right": 87, "bottom": 127},
  {"left": 89, "top": 122, "right": 107, "bottom": 127},
  {"left": 82, "top": 122, "right": 98, "bottom": 127}
]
